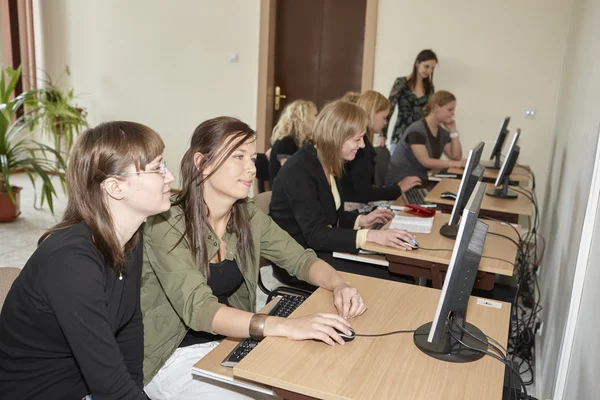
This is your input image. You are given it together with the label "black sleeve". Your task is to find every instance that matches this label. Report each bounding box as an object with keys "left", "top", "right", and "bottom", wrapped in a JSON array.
[
  {"left": 345, "top": 155, "right": 402, "bottom": 203},
  {"left": 282, "top": 173, "right": 359, "bottom": 254},
  {"left": 406, "top": 132, "right": 426, "bottom": 145},
  {"left": 41, "top": 246, "right": 147, "bottom": 400},
  {"left": 115, "top": 247, "right": 144, "bottom": 389}
]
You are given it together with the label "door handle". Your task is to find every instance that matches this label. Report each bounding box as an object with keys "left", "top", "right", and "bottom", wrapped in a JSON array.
[{"left": 274, "top": 86, "right": 287, "bottom": 111}]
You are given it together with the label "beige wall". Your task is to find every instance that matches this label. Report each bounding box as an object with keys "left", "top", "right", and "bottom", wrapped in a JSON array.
[
  {"left": 537, "top": 0, "right": 600, "bottom": 397},
  {"left": 35, "top": 0, "right": 260, "bottom": 186},
  {"left": 373, "top": 0, "right": 573, "bottom": 206}
]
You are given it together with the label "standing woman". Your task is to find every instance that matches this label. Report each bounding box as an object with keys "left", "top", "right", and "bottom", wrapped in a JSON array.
[
  {"left": 342, "top": 90, "right": 422, "bottom": 203},
  {"left": 269, "top": 99, "right": 318, "bottom": 183},
  {"left": 0, "top": 122, "right": 174, "bottom": 399},
  {"left": 385, "top": 90, "right": 466, "bottom": 185},
  {"left": 381, "top": 49, "right": 438, "bottom": 152},
  {"left": 270, "top": 100, "right": 416, "bottom": 280},
  {"left": 142, "top": 117, "right": 366, "bottom": 399}
]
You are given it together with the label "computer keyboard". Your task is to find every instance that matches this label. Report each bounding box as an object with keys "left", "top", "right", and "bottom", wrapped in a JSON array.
[
  {"left": 221, "top": 294, "right": 307, "bottom": 367},
  {"left": 402, "top": 188, "right": 435, "bottom": 207}
]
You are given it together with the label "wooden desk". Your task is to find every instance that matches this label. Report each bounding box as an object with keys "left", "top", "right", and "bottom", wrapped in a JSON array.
[
  {"left": 361, "top": 212, "right": 518, "bottom": 290},
  {"left": 447, "top": 165, "right": 530, "bottom": 186},
  {"left": 233, "top": 273, "right": 510, "bottom": 400},
  {"left": 424, "top": 179, "right": 533, "bottom": 224}
]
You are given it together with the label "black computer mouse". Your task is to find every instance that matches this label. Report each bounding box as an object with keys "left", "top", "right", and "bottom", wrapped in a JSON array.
[
  {"left": 440, "top": 192, "right": 457, "bottom": 200},
  {"left": 334, "top": 327, "right": 356, "bottom": 342}
]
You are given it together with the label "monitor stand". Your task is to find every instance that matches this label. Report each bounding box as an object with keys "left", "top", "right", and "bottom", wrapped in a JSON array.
[
  {"left": 486, "top": 156, "right": 502, "bottom": 170},
  {"left": 486, "top": 178, "right": 518, "bottom": 199},
  {"left": 414, "top": 314, "right": 488, "bottom": 363},
  {"left": 439, "top": 223, "right": 459, "bottom": 239}
]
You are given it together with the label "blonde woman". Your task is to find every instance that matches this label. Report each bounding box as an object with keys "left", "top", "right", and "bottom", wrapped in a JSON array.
[
  {"left": 270, "top": 100, "right": 416, "bottom": 281},
  {"left": 341, "top": 91, "right": 360, "bottom": 103},
  {"left": 269, "top": 99, "right": 318, "bottom": 183},
  {"left": 386, "top": 90, "right": 466, "bottom": 185},
  {"left": 341, "top": 90, "right": 422, "bottom": 203}
]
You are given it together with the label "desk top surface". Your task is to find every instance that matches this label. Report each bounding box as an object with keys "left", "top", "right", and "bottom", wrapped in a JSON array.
[
  {"left": 362, "top": 211, "right": 518, "bottom": 276},
  {"left": 233, "top": 273, "right": 511, "bottom": 400},
  {"left": 425, "top": 179, "right": 534, "bottom": 217},
  {"left": 447, "top": 165, "right": 530, "bottom": 185}
]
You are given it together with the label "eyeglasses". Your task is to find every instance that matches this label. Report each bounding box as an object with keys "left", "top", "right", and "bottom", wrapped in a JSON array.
[{"left": 119, "top": 161, "right": 168, "bottom": 178}]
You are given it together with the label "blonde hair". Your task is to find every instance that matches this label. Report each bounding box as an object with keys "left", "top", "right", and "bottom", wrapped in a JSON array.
[
  {"left": 356, "top": 90, "right": 390, "bottom": 142},
  {"left": 423, "top": 90, "right": 456, "bottom": 117},
  {"left": 341, "top": 91, "right": 360, "bottom": 103},
  {"left": 313, "top": 100, "right": 368, "bottom": 179},
  {"left": 270, "top": 99, "right": 316, "bottom": 146}
]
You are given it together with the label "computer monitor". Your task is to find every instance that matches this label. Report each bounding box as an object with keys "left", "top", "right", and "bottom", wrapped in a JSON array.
[
  {"left": 488, "top": 117, "right": 511, "bottom": 169},
  {"left": 439, "top": 141, "right": 485, "bottom": 239},
  {"left": 414, "top": 182, "right": 490, "bottom": 363},
  {"left": 486, "top": 129, "right": 520, "bottom": 199}
]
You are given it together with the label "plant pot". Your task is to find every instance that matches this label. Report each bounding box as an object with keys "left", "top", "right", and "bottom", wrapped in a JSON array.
[{"left": 0, "top": 186, "right": 22, "bottom": 222}]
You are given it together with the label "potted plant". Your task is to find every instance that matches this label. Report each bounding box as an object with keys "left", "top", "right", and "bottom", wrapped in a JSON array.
[
  {"left": 0, "top": 65, "right": 67, "bottom": 222},
  {"left": 30, "top": 67, "right": 88, "bottom": 156}
]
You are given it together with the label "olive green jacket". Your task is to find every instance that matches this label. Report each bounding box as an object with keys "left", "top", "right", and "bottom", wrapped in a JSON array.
[{"left": 141, "top": 199, "right": 318, "bottom": 383}]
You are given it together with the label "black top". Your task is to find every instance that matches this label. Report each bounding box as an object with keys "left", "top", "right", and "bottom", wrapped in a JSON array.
[
  {"left": 341, "top": 135, "right": 402, "bottom": 203},
  {"left": 179, "top": 259, "right": 244, "bottom": 347},
  {"left": 0, "top": 222, "right": 147, "bottom": 400},
  {"left": 269, "top": 136, "right": 299, "bottom": 184},
  {"left": 270, "top": 143, "right": 360, "bottom": 255}
]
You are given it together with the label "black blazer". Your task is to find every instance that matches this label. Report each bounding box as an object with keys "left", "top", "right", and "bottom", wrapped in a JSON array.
[
  {"left": 341, "top": 135, "right": 402, "bottom": 203},
  {"left": 270, "top": 144, "right": 360, "bottom": 254}
]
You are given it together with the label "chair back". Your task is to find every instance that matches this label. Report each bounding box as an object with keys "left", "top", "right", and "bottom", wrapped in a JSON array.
[
  {"left": 373, "top": 146, "right": 391, "bottom": 187},
  {"left": 254, "top": 191, "right": 272, "bottom": 215},
  {"left": 0, "top": 267, "right": 21, "bottom": 310}
]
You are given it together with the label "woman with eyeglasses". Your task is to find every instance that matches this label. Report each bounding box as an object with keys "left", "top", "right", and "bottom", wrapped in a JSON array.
[
  {"left": 0, "top": 122, "right": 174, "bottom": 400},
  {"left": 141, "top": 116, "right": 366, "bottom": 400}
]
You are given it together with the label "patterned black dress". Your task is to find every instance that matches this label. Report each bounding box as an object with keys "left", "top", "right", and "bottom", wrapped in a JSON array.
[{"left": 383, "top": 77, "right": 434, "bottom": 145}]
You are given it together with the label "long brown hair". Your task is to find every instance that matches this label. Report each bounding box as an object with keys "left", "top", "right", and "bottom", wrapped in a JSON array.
[
  {"left": 42, "top": 121, "right": 165, "bottom": 272},
  {"left": 313, "top": 100, "right": 368, "bottom": 179},
  {"left": 356, "top": 90, "right": 390, "bottom": 142},
  {"left": 406, "top": 49, "right": 438, "bottom": 94},
  {"left": 423, "top": 90, "right": 456, "bottom": 117},
  {"left": 174, "top": 117, "right": 256, "bottom": 274}
]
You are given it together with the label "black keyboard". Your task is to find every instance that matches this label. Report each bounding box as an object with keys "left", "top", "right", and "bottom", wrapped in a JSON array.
[
  {"left": 402, "top": 188, "right": 435, "bottom": 207},
  {"left": 221, "top": 294, "right": 307, "bottom": 367}
]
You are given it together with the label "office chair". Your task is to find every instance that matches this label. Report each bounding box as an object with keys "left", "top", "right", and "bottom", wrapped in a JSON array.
[{"left": 373, "top": 146, "right": 391, "bottom": 187}]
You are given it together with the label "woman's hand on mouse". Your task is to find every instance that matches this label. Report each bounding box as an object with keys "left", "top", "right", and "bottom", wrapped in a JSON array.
[
  {"left": 265, "top": 313, "right": 352, "bottom": 346},
  {"left": 366, "top": 228, "right": 415, "bottom": 250},
  {"left": 358, "top": 209, "right": 394, "bottom": 229},
  {"left": 332, "top": 281, "right": 367, "bottom": 319}
]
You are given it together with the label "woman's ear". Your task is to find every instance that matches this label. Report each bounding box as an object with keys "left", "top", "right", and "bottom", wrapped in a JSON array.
[
  {"left": 193, "top": 152, "right": 204, "bottom": 171},
  {"left": 101, "top": 177, "right": 125, "bottom": 201}
]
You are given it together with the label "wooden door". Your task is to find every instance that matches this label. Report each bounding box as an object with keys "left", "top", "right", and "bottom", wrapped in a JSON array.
[{"left": 272, "top": 0, "right": 367, "bottom": 128}]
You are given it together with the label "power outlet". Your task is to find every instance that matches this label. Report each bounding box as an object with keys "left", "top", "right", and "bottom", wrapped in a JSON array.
[
  {"left": 525, "top": 109, "right": 536, "bottom": 119},
  {"left": 536, "top": 321, "right": 544, "bottom": 337}
]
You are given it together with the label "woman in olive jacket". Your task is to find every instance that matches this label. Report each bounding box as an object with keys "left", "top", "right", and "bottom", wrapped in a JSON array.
[{"left": 141, "top": 117, "right": 367, "bottom": 400}]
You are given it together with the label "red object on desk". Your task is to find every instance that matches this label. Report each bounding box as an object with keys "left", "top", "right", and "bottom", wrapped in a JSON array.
[{"left": 404, "top": 204, "right": 436, "bottom": 218}]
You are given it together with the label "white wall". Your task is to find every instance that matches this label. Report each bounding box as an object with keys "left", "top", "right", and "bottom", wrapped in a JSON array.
[
  {"left": 373, "top": 0, "right": 573, "bottom": 208},
  {"left": 536, "top": 0, "right": 600, "bottom": 398},
  {"left": 35, "top": 0, "right": 260, "bottom": 186}
]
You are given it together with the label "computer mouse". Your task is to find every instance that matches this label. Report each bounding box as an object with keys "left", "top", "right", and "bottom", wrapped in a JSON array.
[
  {"left": 440, "top": 192, "right": 457, "bottom": 200},
  {"left": 334, "top": 327, "right": 355, "bottom": 342},
  {"left": 401, "top": 238, "right": 419, "bottom": 249}
]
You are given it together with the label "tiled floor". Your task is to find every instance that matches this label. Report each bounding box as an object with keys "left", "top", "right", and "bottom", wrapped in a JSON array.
[
  {"left": 0, "top": 173, "right": 278, "bottom": 309},
  {"left": 0, "top": 174, "right": 67, "bottom": 268}
]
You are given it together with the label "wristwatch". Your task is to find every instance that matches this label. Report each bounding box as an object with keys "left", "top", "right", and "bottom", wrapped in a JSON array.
[{"left": 449, "top": 131, "right": 459, "bottom": 139}]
